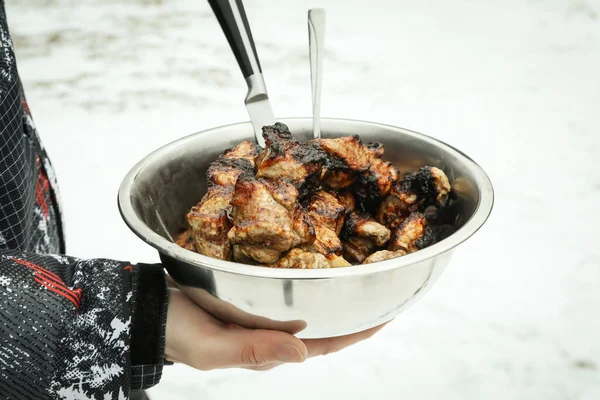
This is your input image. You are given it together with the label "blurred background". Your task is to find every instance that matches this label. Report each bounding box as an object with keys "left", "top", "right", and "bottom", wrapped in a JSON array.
[{"left": 6, "top": 0, "right": 600, "bottom": 398}]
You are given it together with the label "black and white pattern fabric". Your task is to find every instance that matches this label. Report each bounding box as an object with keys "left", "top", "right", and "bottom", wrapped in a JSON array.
[
  {"left": 0, "top": 2, "right": 168, "bottom": 399},
  {"left": 0, "top": 252, "right": 134, "bottom": 399},
  {"left": 0, "top": 1, "right": 62, "bottom": 254},
  {"left": 22, "top": 99, "right": 64, "bottom": 254}
]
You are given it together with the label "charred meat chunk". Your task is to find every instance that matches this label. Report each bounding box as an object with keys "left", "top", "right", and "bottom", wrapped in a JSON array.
[
  {"left": 227, "top": 174, "right": 301, "bottom": 264},
  {"left": 174, "top": 229, "right": 195, "bottom": 251},
  {"left": 301, "top": 190, "right": 348, "bottom": 255},
  {"left": 335, "top": 189, "right": 356, "bottom": 211},
  {"left": 187, "top": 185, "right": 234, "bottom": 260},
  {"left": 342, "top": 236, "right": 377, "bottom": 264},
  {"left": 234, "top": 244, "right": 282, "bottom": 265},
  {"left": 180, "top": 124, "right": 455, "bottom": 267},
  {"left": 317, "top": 135, "right": 370, "bottom": 190},
  {"left": 318, "top": 135, "right": 371, "bottom": 171},
  {"left": 325, "top": 253, "right": 352, "bottom": 267},
  {"left": 377, "top": 166, "right": 450, "bottom": 229},
  {"left": 306, "top": 191, "right": 348, "bottom": 235},
  {"left": 363, "top": 249, "right": 407, "bottom": 264},
  {"left": 222, "top": 139, "right": 259, "bottom": 164},
  {"left": 402, "top": 166, "right": 451, "bottom": 206},
  {"left": 232, "top": 244, "right": 260, "bottom": 264},
  {"left": 342, "top": 211, "right": 391, "bottom": 247},
  {"left": 318, "top": 136, "right": 399, "bottom": 210},
  {"left": 354, "top": 155, "right": 399, "bottom": 212},
  {"left": 260, "top": 178, "right": 298, "bottom": 211},
  {"left": 388, "top": 212, "right": 434, "bottom": 253},
  {"left": 260, "top": 177, "right": 316, "bottom": 247},
  {"left": 207, "top": 140, "right": 258, "bottom": 187},
  {"left": 273, "top": 248, "right": 331, "bottom": 269},
  {"left": 255, "top": 123, "right": 329, "bottom": 201},
  {"left": 189, "top": 140, "right": 260, "bottom": 260},
  {"left": 301, "top": 223, "right": 343, "bottom": 256},
  {"left": 271, "top": 249, "right": 352, "bottom": 269}
]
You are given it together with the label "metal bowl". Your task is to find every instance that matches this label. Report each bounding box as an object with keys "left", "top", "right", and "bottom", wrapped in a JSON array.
[{"left": 118, "top": 118, "right": 493, "bottom": 338}]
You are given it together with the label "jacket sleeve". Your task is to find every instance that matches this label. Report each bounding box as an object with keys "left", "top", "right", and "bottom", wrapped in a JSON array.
[{"left": 0, "top": 250, "right": 168, "bottom": 399}]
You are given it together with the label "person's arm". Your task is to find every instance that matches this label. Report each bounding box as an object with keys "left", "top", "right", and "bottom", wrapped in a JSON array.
[
  {"left": 1, "top": 247, "right": 387, "bottom": 398},
  {"left": 0, "top": 250, "right": 168, "bottom": 398}
]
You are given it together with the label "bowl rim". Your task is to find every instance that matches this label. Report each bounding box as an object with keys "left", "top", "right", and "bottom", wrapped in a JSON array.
[{"left": 118, "top": 117, "right": 494, "bottom": 279}]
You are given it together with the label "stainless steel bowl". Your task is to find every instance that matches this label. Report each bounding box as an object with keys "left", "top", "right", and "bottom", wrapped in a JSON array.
[{"left": 118, "top": 118, "right": 494, "bottom": 338}]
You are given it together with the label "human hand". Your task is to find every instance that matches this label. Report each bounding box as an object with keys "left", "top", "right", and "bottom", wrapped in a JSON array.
[{"left": 164, "top": 288, "right": 387, "bottom": 370}]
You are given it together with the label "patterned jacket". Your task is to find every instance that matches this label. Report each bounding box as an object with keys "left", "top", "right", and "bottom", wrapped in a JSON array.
[{"left": 0, "top": 2, "right": 168, "bottom": 399}]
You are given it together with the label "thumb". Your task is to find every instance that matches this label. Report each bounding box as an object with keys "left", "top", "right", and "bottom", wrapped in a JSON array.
[{"left": 211, "top": 328, "right": 308, "bottom": 368}]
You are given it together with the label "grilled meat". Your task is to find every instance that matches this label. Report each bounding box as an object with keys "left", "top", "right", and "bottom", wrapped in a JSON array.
[
  {"left": 340, "top": 210, "right": 391, "bottom": 264},
  {"left": 207, "top": 158, "right": 253, "bottom": 187},
  {"left": 261, "top": 178, "right": 298, "bottom": 211},
  {"left": 223, "top": 140, "right": 259, "bottom": 164},
  {"left": 180, "top": 124, "right": 454, "bottom": 267},
  {"left": 366, "top": 141, "right": 385, "bottom": 158},
  {"left": 301, "top": 190, "right": 348, "bottom": 255},
  {"left": 174, "top": 229, "right": 195, "bottom": 251},
  {"left": 234, "top": 244, "right": 282, "bottom": 265},
  {"left": 302, "top": 224, "right": 343, "bottom": 256},
  {"left": 325, "top": 253, "right": 352, "bottom": 267},
  {"left": 430, "top": 224, "right": 456, "bottom": 243},
  {"left": 316, "top": 135, "right": 370, "bottom": 190},
  {"left": 354, "top": 141, "right": 400, "bottom": 211},
  {"left": 273, "top": 248, "right": 330, "bottom": 269},
  {"left": 377, "top": 190, "right": 413, "bottom": 229},
  {"left": 232, "top": 244, "right": 258, "bottom": 264},
  {"left": 342, "top": 236, "right": 376, "bottom": 264},
  {"left": 320, "top": 156, "right": 356, "bottom": 189},
  {"left": 317, "top": 136, "right": 399, "bottom": 210},
  {"left": 377, "top": 166, "right": 450, "bottom": 229},
  {"left": 388, "top": 212, "right": 434, "bottom": 253},
  {"left": 189, "top": 140, "right": 260, "bottom": 260},
  {"left": 255, "top": 123, "right": 328, "bottom": 201},
  {"left": 291, "top": 206, "right": 316, "bottom": 247},
  {"left": 409, "top": 166, "right": 451, "bottom": 205},
  {"left": 355, "top": 155, "right": 399, "bottom": 211},
  {"left": 207, "top": 140, "right": 258, "bottom": 187},
  {"left": 306, "top": 191, "right": 348, "bottom": 235},
  {"left": 363, "top": 249, "right": 407, "bottom": 264},
  {"left": 227, "top": 174, "right": 299, "bottom": 264},
  {"left": 271, "top": 249, "right": 351, "bottom": 269},
  {"left": 342, "top": 211, "right": 391, "bottom": 247},
  {"left": 318, "top": 135, "right": 371, "bottom": 171},
  {"left": 336, "top": 189, "right": 356, "bottom": 211},
  {"left": 187, "top": 185, "right": 234, "bottom": 260},
  {"left": 259, "top": 177, "right": 316, "bottom": 247}
]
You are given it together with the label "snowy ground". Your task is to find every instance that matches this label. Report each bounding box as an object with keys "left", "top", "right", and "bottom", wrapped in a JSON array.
[{"left": 5, "top": 0, "right": 600, "bottom": 398}]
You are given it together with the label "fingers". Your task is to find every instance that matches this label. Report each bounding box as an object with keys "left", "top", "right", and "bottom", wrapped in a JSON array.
[
  {"left": 303, "top": 322, "right": 388, "bottom": 358},
  {"left": 243, "top": 362, "right": 282, "bottom": 371},
  {"left": 206, "top": 327, "right": 309, "bottom": 369},
  {"left": 165, "top": 289, "right": 223, "bottom": 365},
  {"left": 241, "top": 322, "right": 390, "bottom": 370},
  {"left": 166, "top": 286, "right": 390, "bottom": 371},
  {"left": 166, "top": 289, "right": 309, "bottom": 370}
]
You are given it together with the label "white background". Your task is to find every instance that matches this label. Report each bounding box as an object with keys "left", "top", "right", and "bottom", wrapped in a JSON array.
[{"left": 6, "top": 0, "right": 600, "bottom": 398}]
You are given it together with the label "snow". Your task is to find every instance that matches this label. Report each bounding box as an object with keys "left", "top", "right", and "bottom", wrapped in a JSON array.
[{"left": 6, "top": 0, "right": 600, "bottom": 398}]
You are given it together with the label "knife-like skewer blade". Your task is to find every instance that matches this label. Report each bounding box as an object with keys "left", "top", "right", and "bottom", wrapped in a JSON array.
[
  {"left": 208, "top": 0, "right": 275, "bottom": 147},
  {"left": 245, "top": 73, "right": 274, "bottom": 148}
]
